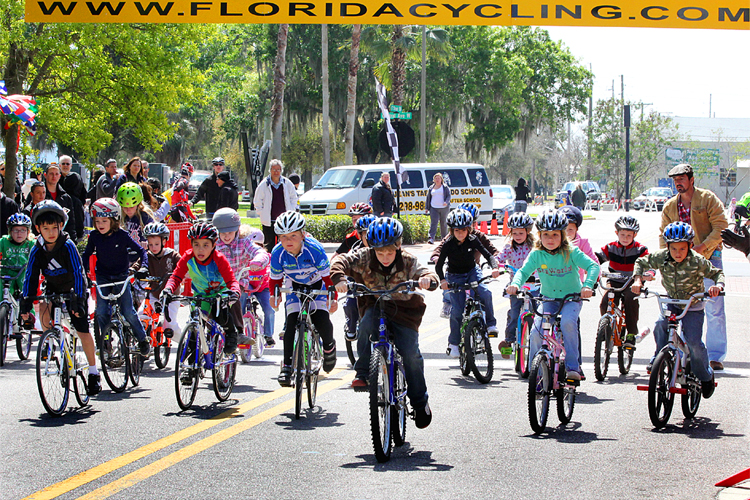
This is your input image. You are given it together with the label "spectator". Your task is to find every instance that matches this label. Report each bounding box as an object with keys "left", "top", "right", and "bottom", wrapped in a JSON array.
[
  {"left": 253, "top": 158, "right": 299, "bottom": 252},
  {"left": 22, "top": 181, "right": 45, "bottom": 214},
  {"left": 190, "top": 156, "right": 225, "bottom": 218},
  {"left": 514, "top": 177, "right": 532, "bottom": 213},
  {"left": 571, "top": 184, "right": 587, "bottom": 210},
  {"left": 58, "top": 155, "right": 85, "bottom": 240},
  {"left": 426, "top": 172, "right": 450, "bottom": 244},
  {"left": 87, "top": 166, "right": 105, "bottom": 202},
  {"left": 140, "top": 160, "right": 149, "bottom": 178},
  {"left": 0, "top": 161, "right": 23, "bottom": 205},
  {"left": 44, "top": 163, "right": 78, "bottom": 241},
  {"left": 22, "top": 165, "right": 44, "bottom": 200},
  {"left": 216, "top": 171, "right": 239, "bottom": 211},
  {"left": 288, "top": 173, "right": 301, "bottom": 190},
  {"left": 371, "top": 172, "right": 395, "bottom": 217},
  {"left": 95, "top": 159, "right": 123, "bottom": 200},
  {"left": 123, "top": 157, "right": 147, "bottom": 184},
  {"left": 0, "top": 176, "right": 19, "bottom": 236}
]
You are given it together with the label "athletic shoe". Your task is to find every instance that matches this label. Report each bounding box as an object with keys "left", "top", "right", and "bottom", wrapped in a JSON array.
[
  {"left": 440, "top": 302, "right": 451, "bottom": 319},
  {"left": 446, "top": 344, "right": 459, "bottom": 358},
  {"left": 180, "top": 368, "right": 195, "bottom": 386},
  {"left": 702, "top": 375, "right": 716, "bottom": 399},
  {"left": 487, "top": 325, "right": 499, "bottom": 338},
  {"left": 87, "top": 373, "right": 102, "bottom": 396},
  {"left": 566, "top": 370, "right": 581, "bottom": 382},
  {"left": 579, "top": 368, "right": 586, "bottom": 381},
  {"left": 278, "top": 365, "right": 292, "bottom": 387},
  {"left": 223, "top": 335, "right": 238, "bottom": 355},
  {"left": 238, "top": 334, "right": 255, "bottom": 346},
  {"left": 138, "top": 340, "right": 151, "bottom": 357},
  {"left": 163, "top": 328, "right": 174, "bottom": 339},
  {"left": 345, "top": 329, "right": 357, "bottom": 341},
  {"left": 415, "top": 403, "right": 432, "bottom": 429},
  {"left": 710, "top": 360, "right": 724, "bottom": 371},
  {"left": 323, "top": 342, "right": 337, "bottom": 372},
  {"left": 264, "top": 336, "right": 276, "bottom": 347},
  {"left": 623, "top": 334, "right": 636, "bottom": 348},
  {"left": 497, "top": 340, "right": 512, "bottom": 359},
  {"left": 351, "top": 378, "right": 368, "bottom": 391}
]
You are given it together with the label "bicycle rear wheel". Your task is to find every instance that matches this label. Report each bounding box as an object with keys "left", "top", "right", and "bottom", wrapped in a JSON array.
[
  {"left": 528, "top": 354, "right": 551, "bottom": 435},
  {"left": 0, "top": 304, "right": 9, "bottom": 366},
  {"left": 36, "top": 330, "right": 69, "bottom": 416},
  {"left": 515, "top": 315, "right": 532, "bottom": 378},
  {"left": 154, "top": 328, "right": 170, "bottom": 369},
  {"left": 594, "top": 317, "right": 613, "bottom": 382},
  {"left": 100, "top": 323, "right": 128, "bottom": 393},
  {"left": 16, "top": 328, "right": 33, "bottom": 361},
  {"left": 369, "top": 345, "right": 392, "bottom": 462},
  {"left": 466, "top": 319, "right": 493, "bottom": 384},
  {"left": 212, "top": 333, "right": 236, "bottom": 401},
  {"left": 127, "top": 330, "right": 143, "bottom": 387},
  {"left": 175, "top": 326, "right": 199, "bottom": 410},
  {"left": 73, "top": 351, "right": 90, "bottom": 407},
  {"left": 391, "top": 360, "right": 407, "bottom": 447},
  {"left": 307, "top": 332, "right": 321, "bottom": 409},
  {"left": 648, "top": 349, "right": 675, "bottom": 429},
  {"left": 556, "top": 385, "right": 576, "bottom": 424},
  {"left": 681, "top": 375, "right": 702, "bottom": 419},
  {"left": 240, "top": 315, "right": 254, "bottom": 363},
  {"left": 293, "top": 323, "right": 306, "bottom": 420},
  {"left": 459, "top": 330, "right": 470, "bottom": 376}
]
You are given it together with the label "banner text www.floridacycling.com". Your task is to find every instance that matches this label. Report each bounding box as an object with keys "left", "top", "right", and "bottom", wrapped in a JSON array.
[{"left": 25, "top": 0, "right": 750, "bottom": 28}]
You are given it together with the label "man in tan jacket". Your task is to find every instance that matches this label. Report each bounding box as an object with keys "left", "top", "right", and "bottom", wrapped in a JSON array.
[{"left": 660, "top": 163, "right": 728, "bottom": 370}]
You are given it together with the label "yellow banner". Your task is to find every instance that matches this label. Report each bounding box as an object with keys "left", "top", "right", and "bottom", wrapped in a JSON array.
[{"left": 24, "top": 0, "right": 750, "bottom": 28}]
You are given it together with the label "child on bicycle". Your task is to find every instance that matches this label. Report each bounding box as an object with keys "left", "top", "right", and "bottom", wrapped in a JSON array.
[
  {"left": 20, "top": 201, "right": 101, "bottom": 395},
  {"left": 506, "top": 210, "right": 599, "bottom": 383},
  {"left": 162, "top": 222, "right": 250, "bottom": 356},
  {"left": 496, "top": 212, "right": 536, "bottom": 358},
  {"left": 269, "top": 211, "right": 337, "bottom": 387},
  {"left": 332, "top": 203, "right": 372, "bottom": 258},
  {"left": 0, "top": 213, "right": 35, "bottom": 298},
  {"left": 331, "top": 217, "right": 438, "bottom": 429},
  {"left": 631, "top": 222, "right": 723, "bottom": 399},
  {"left": 139, "top": 222, "right": 181, "bottom": 339},
  {"left": 596, "top": 215, "right": 648, "bottom": 347},
  {"left": 212, "top": 208, "right": 276, "bottom": 347},
  {"left": 435, "top": 208, "right": 501, "bottom": 358},
  {"left": 117, "top": 182, "right": 154, "bottom": 248},
  {"left": 82, "top": 197, "right": 151, "bottom": 358}
]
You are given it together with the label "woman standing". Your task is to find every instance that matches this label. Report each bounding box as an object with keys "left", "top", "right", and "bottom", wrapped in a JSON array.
[
  {"left": 426, "top": 173, "right": 451, "bottom": 244},
  {"left": 514, "top": 177, "right": 532, "bottom": 213},
  {"left": 123, "top": 157, "right": 147, "bottom": 185}
]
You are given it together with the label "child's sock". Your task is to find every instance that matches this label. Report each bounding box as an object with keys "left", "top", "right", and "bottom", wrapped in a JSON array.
[{"left": 89, "top": 364, "right": 99, "bottom": 375}]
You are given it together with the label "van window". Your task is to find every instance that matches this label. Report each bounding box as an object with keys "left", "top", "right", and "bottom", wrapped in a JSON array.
[
  {"left": 314, "top": 168, "right": 363, "bottom": 189},
  {"left": 362, "top": 171, "right": 382, "bottom": 187},
  {"left": 468, "top": 168, "right": 490, "bottom": 187},
  {"left": 389, "top": 170, "right": 424, "bottom": 189},
  {"left": 425, "top": 169, "right": 467, "bottom": 188}
]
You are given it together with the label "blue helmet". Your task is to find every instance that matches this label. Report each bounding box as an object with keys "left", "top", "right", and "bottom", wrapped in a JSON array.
[
  {"left": 356, "top": 214, "right": 376, "bottom": 232},
  {"left": 457, "top": 203, "right": 478, "bottom": 222},
  {"left": 367, "top": 217, "right": 403, "bottom": 248},
  {"left": 663, "top": 221, "right": 694, "bottom": 243},
  {"left": 7, "top": 212, "right": 31, "bottom": 228},
  {"left": 559, "top": 206, "right": 583, "bottom": 228}
]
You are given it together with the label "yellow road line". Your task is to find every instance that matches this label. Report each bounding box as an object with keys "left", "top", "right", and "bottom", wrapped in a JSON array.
[
  {"left": 22, "top": 368, "right": 346, "bottom": 500},
  {"left": 76, "top": 372, "right": 356, "bottom": 500}
]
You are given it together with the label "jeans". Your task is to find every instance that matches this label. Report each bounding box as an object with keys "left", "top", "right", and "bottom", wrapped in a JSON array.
[
  {"left": 529, "top": 298, "right": 581, "bottom": 372},
  {"left": 446, "top": 267, "right": 496, "bottom": 345},
  {"left": 504, "top": 295, "right": 523, "bottom": 342},
  {"left": 429, "top": 206, "right": 450, "bottom": 242},
  {"left": 514, "top": 201, "right": 528, "bottom": 214},
  {"left": 96, "top": 274, "right": 147, "bottom": 342},
  {"left": 343, "top": 295, "right": 359, "bottom": 335},
  {"left": 704, "top": 254, "right": 727, "bottom": 362},
  {"left": 241, "top": 289, "right": 275, "bottom": 338},
  {"left": 652, "top": 304, "right": 713, "bottom": 382},
  {"left": 355, "top": 307, "right": 428, "bottom": 411}
]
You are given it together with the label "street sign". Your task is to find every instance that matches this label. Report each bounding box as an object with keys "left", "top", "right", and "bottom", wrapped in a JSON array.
[
  {"left": 389, "top": 104, "right": 402, "bottom": 113},
  {"left": 381, "top": 112, "right": 412, "bottom": 120}
]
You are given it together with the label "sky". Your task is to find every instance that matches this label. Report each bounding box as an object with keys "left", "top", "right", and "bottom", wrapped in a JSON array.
[{"left": 544, "top": 26, "right": 750, "bottom": 119}]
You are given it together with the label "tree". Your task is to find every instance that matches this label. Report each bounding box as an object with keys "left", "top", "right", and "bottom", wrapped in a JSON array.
[
  {"left": 271, "top": 24, "right": 289, "bottom": 161},
  {"left": 344, "top": 25, "right": 361, "bottom": 165}
]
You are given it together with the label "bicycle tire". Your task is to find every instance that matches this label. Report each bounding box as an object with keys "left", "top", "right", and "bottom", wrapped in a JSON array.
[
  {"left": 459, "top": 327, "right": 470, "bottom": 376},
  {"left": 391, "top": 360, "right": 407, "bottom": 447},
  {"left": 0, "top": 304, "right": 8, "bottom": 366},
  {"left": 36, "top": 330, "right": 69, "bottom": 417},
  {"left": 127, "top": 329, "right": 143, "bottom": 387},
  {"left": 100, "top": 323, "right": 128, "bottom": 393},
  {"left": 16, "top": 327, "right": 32, "bottom": 361},
  {"left": 528, "top": 354, "right": 551, "bottom": 435},
  {"left": 253, "top": 316, "right": 265, "bottom": 359},
  {"left": 240, "top": 314, "right": 253, "bottom": 363},
  {"left": 516, "top": 314, "right": 532, "bottom": 379},
  {"left": 617, "top": 344, "right": 634, "bottom": 375},
  {"left": 346, "top": 336, "right": 357, "bottom": 366},
  {"left": 294, "top": 322, "right": 305, "bottom": 420},
  {"left": 648, "top": 349, "right": 675, "bottom": 429},
  {"left": 681, "top": 375, "right": 702, "bottom": 419},
  {"left": 154, "top": 329, "right": 170, "bottom": 369},
  {"left": 369, "top": 345, "right": 392, "bottom": 462},
  {"left": 556, "top": 385, "right": 576, "bottom": 424},
  {"left": 307, "top": 331, "right": 321, "bottom": 409},
  {"left": 73, "top": 352, "right": 90, "bottom": 407},
  {"left": 212, "top": 333, "right": 236, "bottom": 401},
  {"left": 594, "top": 317, "right": 613, "bottom": 382},
  {"left": 175, "top": 326, "right": 199, "bottom": 410},
  {"left": 467, "top": 319, "right": 493, "bottom": 384}
]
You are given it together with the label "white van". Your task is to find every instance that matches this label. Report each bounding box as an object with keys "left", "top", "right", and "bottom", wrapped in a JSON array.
[{"left": 298, "top": 163, "right": 494, "bottom": 221}]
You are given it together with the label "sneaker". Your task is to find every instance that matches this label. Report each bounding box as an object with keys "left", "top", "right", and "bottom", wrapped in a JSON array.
[
  {"left": 646, "top": 362, "right": 653, "bottom": 374},
  {"left": 351, "top": 378, "right": 368, "bottom": 391},
  {"left": 264, "top": 336, "right": 276, "bottom": 347},
  {"left": 497, "top": 340, "right": 512, "bottom": 359},
  {"left": 344, "top": 329, "right": 357, "bottom": 342},
  {"left": 138, "top": 340, "right": 151, "bottom": 357},
  {"left": 428, "top": 239, "right": 434, "bottom": 244},
  {"left": 278, "top": 365, "right": 292, "bottom": 387},
  {"left": 163, "top": 328, "right": 174, "bottom": 339},
  {"left": 566, "top": 370, "right": 581, "bottom": 382},
  {"left": 278, "top": 331, "right": 285, "bottom": 341},
  {"left": 702, "top": 375, "right": 716, "bottom": 399},
  {"left": 487, "top": 325, "right": 499, "bottom": 338},
  {"left": 415, "top": 402, "right": 432, "bottom": 429},
  {"left": 710, "top": 360, "right": 724, "bottom": 371},
  {"left": 237, "top": 334, "right": 255, "bottom": 346},
  {"left": 323, "top": 343, "right": 337, "bottom": 372},
  {"left": 440, "top": 302, "right": 451, "bottom": 319},
  {"left": 87, "top": 373, "right": 102, "bottom": 396},
  {"left": 180, "top": 368, "right": 194, "bottom": 386},
  {"left": 623, "top": 334, "right": 636, "bottom": 348},
  {"left": 224, "top": 335, "right": 238, "bottom": 355},
  {"left": 579, "top": 368, "right": 586, "bottom": 381},
  {"left": 446, "top": 344, "right": 459, "bottom": 358}
]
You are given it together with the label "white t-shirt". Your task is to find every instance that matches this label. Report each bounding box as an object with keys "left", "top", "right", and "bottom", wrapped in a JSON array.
[{"left": 431, "top": 186, "right": 446, "bottom": 208}]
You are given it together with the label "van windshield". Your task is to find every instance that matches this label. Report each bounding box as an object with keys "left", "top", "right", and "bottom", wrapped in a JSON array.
[{"left": 313, "top": 169, "right": 363, "bottom": 189}]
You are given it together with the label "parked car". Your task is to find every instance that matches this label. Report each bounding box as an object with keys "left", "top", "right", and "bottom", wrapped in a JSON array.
[
  {"left": 188, "top": 171, "right": 212, "bottom": 198},
  {"left": 491, "top": 184, "right": 515, "bottom": 216},
  {"left": 241, "top": 187, "right": 251, "bottom": 202},
  {"left": 632, "top": 187, "right": 674, "bottom": 211},
  {"left": 555, "top": 180, "right": 602, "bottom": 209}
]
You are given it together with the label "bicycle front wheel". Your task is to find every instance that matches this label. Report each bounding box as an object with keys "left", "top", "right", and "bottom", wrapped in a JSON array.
[
  {"left": 466, "top": 319, "right": 493, "bottom": 384},
  {"left": 212, "top": 334, "right": 236, "bottom": 401},
  {"left": 36, "top": 330, "right": 69, "bottom": 416},
  {"left": 307, "top": 332, "right": 321, "bottom": 409},
  {"left": 175, "top": 326, "right": 199, "bottom": 410},
  {"left": 391, "top": 360, "right": 407, "bottom": 447},
  {"left": 617, "top": 343, "right": 634, "bottom": 375},
  {"left": 127, "top": 330, "right": 143, "bottom": 387},
  {"left": 346, "top": 335, "right": 357, "bottom": 366},
  {"left": 648, "top": 349, "right": 675, "bottom": 429},
  {"left": 239, "top": 315, "right": 253, "bottom": 363},
  {"left": 16, "top": 327, "right": 33, "bottom": 361},
  {"left": 100, "top": 323, "right": 128, "bottom": 393},
  {"left": 73, "top": 351, "right": 90, "bottom": 407},
  {"left": 253, "top": 316, "right": 265, "bottom": 359},
  {"left": 293, "top": 323, "right": 306, "bottom": 420},
  {"left": 154, "top": 329, "right": 170, "bottom": 369},
  {"left": 528, "top": 354, "right": 551, "bottom": 435},
  {"left": 369, "top": 345, "right": 392, "bottom": 462},
  {"left": 594, "top": 317, "right": 613, "bottom": 382},
  {"left": 515, "top": 314, "right": 532, "bottom": 378},
  {"left": 556, "top": 385, "right": 576, "bottom": 424},
  {"left": 0, "top": 304, "right": 9, "bottom": 366}
]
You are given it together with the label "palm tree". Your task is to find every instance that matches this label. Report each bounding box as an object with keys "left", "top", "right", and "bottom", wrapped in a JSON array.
[
  {"left": 321, "top": 24, "right": 330, "bottom": 169},
  {"left": 271, "top": 24, "right": 289, "bottom": 161},
  {"left": 344, "top": 24, "right": 361, "bottom": 165}
]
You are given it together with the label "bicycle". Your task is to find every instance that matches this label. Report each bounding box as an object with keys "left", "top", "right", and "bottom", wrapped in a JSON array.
[
  {"left": 169, "top": 293, "right": 237, "bottom": 410},
  {"left": 500, "top": 264, "right": 539, "bottom": 379},
  {"left": 95, "top": 278, "right": 144, "bottom": 393},
  {"left": 0, "top": 265, "right": 33, "bottom": 365},
  {"left": 276, "top": 285, "right": 331, "bottom": 420},
  {"left": 447, "top": 274, "right": 497, "bottom": 384},
  {"left": 594, "top": 273, "right": 640, "bottom": 381},
  {"left": 138, "top": 277, "right": 172, "bottom": 369},
  {"left": 636, "top": 290, "right": 721, "bottom": 429},
  {"left": 33, "top": 291, "right": 91, "bottom": 416},
  {"left": 239, "top": 269, "right": 266, "bottom": 363},
  {"left": 346, "top": 280, "right": 425, "bottom": 463},
  {"left": 520, "top": 292, "right": 585, "bottom": 435}
]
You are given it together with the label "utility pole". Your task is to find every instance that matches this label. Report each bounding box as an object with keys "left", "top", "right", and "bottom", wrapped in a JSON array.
[
  {"left": 420, "top": 25, "right": 426, "bottom": 162},
  {"left": 624, "top": 104, "right": 631, "bottom": 211},
  {"left": 611, "top": 79, "right": 615, "bottom": 100},
  {"left": 587, "top": 64, "right": 592, "bottom": 180},
  {"left": 620, "top": 74, "right": 624, "bottom": 103},
  {"left": 709, "top": 94, "right": 712, "bottom": 118}
]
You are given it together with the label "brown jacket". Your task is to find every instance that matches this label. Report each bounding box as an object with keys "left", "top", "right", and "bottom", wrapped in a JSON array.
[
  {"left": 660, "top": 187, "right": 728, "bottom": 259},
  {"left": 330, "top": 247, "right": 439, "bottom": 331}
]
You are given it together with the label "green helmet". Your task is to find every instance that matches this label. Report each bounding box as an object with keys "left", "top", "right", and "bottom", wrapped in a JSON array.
[{"left": 117, "top": 182, "right": 143, "bottom": 208}]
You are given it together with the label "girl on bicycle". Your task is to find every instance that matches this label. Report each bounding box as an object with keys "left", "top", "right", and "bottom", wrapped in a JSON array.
[
  {"left": 117, "top": 182, "right": 154, "bottom": 248},
  {"left": 212, "top": 208, "right": 276, "bottom": 347},
  {"left": 435, "top": 208, "right": 500, "bottom": 359},
  {"left": 82, "top": 198, "right": 151, "bottom": 357},
  {"left": 139, "top": 222, "right": 181, "bottom": 339},
  {"left": 506, "top": 210, "right": 599, "bottom": 383},
  {"left": 496, "top": 212, "right": 536, "bottom": 358}
]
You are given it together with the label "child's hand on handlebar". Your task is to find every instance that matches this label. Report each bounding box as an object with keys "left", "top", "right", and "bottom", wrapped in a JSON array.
[
  {"left": 270, "top": 295, "right": 281, "bottom": 310},
  {"left": 440, "top": 279, "right": 448, "bottom": 291},
  {"left": 580, "top": 287, "right": 593, "bottom": 299},
  {"left": 335, "top": 282, "right": 348, "bottom": 294},
  {"left": 491, "top": 269, "right": 500, "bottom": 279},
  {"left": 418, "top": 277, "right": 432, "bottom": 290},
  {"left": 708, "top": 285, "right": 723, "bottom": 298},
  {"left": 506, "top": 284, "right": 518, "bottom": 296},
  {"left": 328, "top": 298, "right": 338, "bottom": 314}
]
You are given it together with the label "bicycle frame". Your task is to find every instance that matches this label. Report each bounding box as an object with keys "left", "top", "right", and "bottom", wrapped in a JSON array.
[
  {"left": 279, "top": 286, "right": 327, "bottom": 379},
  {"left": 179, "top": 295, "right": 230, "bottom": 371},
  {"left": 95, "top": 279, "right": 132, "bottom": 334},
  {"left": 600, "top": 273, "right": 634, "bottom": 346},
  {"left": 0, "top": 266, "right": 25, "bottom": 339},
  {"left": 138, "top": 277, "right": 168, "bottom": 346}
]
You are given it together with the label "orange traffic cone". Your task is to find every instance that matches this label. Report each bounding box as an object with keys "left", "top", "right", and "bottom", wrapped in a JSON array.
[
  {"left": 480, "top": 220, "right": 488, "bottom": 234},
  {"left": 490, "top": 217, "right": 499, "bottom": 236},
  {"left": 501, "top": 210, "right": 510, "bottom": 236}
]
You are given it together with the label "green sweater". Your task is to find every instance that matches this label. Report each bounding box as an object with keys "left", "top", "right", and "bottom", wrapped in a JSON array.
[
  {"left": 0, "top": 235, "right": 34, "bottom": 295},
  {"left": 511, "top": 246, "right": 599, "bottom": 299}
]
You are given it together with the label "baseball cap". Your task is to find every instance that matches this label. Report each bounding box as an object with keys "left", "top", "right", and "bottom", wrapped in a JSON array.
[{"left": 668, "top": 163, "right": 693, "bottom": 177}]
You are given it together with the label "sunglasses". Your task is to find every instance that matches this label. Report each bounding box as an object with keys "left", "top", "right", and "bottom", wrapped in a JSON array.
[
  {"left": 213, "top": 162, "right": 224, "bottom": 166},
  {"left": 60, "top": 162, "right": 71, "bottom": 165}
]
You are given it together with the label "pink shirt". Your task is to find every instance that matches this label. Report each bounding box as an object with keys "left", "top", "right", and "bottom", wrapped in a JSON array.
[{"left": 571, "top": 234, "right": 599, "bottom": 282}]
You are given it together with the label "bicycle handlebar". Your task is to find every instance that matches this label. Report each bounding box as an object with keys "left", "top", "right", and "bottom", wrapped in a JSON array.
[
  {"left": 94, "top": 279, "right": 131, "bottom": 301},
  {"left": 599, "top": 273, "right": 634, "bottom": 292},
  {"left": 638, "top": 289, "right": 725, "bottom": 320},
  {"left": 516, "top": 292, "right": 585, "bottom": 318},
  {"left": 446, "top": 274, "right": 496, "bottom": 291},
  {"left": 347, "top": 280, "right": 427, "bottom": 298}
]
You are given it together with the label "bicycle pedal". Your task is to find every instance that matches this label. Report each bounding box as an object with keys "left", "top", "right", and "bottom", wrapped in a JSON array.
[
  {"left": 565, "top": 378, "right": 580, "bottom": 387},
  {"left": 487, "top": 332, "right": 498, "bottom": 338}
]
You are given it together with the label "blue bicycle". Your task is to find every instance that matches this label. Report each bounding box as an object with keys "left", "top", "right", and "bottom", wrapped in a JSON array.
[{"left": 167, "top": 293, "right": 237, "bottom": 410}]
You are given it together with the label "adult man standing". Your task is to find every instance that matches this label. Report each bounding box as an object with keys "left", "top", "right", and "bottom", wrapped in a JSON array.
[
  {"left": 22, "top": 181, "right": 45, "bottom": 215},
  {"left": 96, "top": 159, "right": 122, "bottom": 200},
  {"left": 371, "top": 172, "right": 395, "bottom": 217},
  {"left": 0, "top": 176, "right": 19, "bottom": 236},
  {"left": 0, "top": 161, "right": 23, "bottom": 204},
  {"left": 141, "top": 160, "right": 149, "bottom": 179},
  {"left": 58, "top": 155, "right": 86, "bottom": 239},
  {"left": 660, "top": 163, "right": 728, "bottom": 370},
  {"left": 45, "top": 163, "right": 78, "bottom": 241},
  {"left": 571, "top": 183, "right": 587, "bottom": 210},
  {"left": 190, "top": 156, "right": 225, "bottom": 219},
  {"left": 253, "top": 159, "right": 298, "bottom": 252}
]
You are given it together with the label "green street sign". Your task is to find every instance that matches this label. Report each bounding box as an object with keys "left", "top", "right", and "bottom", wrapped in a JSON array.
[
  {"left": 381, "top": 112, "right": 412, "bottom": 120},
  {"left": 389, "top": 104, "right": 402, "bottom": 113}
]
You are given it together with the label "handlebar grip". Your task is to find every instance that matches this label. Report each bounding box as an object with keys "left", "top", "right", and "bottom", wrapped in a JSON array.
[{"left": 427, "top": 281, "right": 438, "bottom": 292}]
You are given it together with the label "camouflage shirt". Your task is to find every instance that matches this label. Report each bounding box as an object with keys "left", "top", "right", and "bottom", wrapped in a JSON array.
[{"left": 634, "top": 248, "right": 724, "bottom": 302}]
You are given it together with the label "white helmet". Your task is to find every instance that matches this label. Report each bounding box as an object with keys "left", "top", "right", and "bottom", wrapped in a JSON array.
[
  {"left": 535, "top": 209, "right": 569, "bottom": 232},
  {"left": 274, "top": 211, "right": 305, "bottom": 235}
]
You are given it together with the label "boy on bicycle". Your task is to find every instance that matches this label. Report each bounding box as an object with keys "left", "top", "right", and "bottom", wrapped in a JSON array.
[
  {"left": 331, "top": 217, "right": 438, "bottom": 429},
  {"left": 0, "top": 213, "right": 35, "bottom": 299},
  {"left": 139, "top": 222, "right": 181, "bottom": 339},
  {"left": 20, "top": 201, "right": 101, "bottom": 395},
  {"left": 269, "top": 211, "right": 337, "bottom": 387},
  {"left": 631, "top": 222, "right": 723, "bottom": 399},
  {"left": 596, "top": 215, "right": 648, "bottom": 347}
]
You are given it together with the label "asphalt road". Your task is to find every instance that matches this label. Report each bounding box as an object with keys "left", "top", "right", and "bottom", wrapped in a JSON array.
[{"left": 2, "top": 207, "right": 749, "bottom": 500}]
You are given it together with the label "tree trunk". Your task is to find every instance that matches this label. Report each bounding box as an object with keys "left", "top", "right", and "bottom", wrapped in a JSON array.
[
  {"left": 271, "top": 24, "right": 289, "bottom": 161},
  {"left": 321, "top": 25, "right": 330, "bottom": 170},
  {"left": 344, "top": 24, "right": 361, "bottom": 166},
  {"left": 2, "top": 42, "right": 29, "bottom": 198},
  {"left": 391, "top": 25, "right": 406, "bottom": 106}
]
